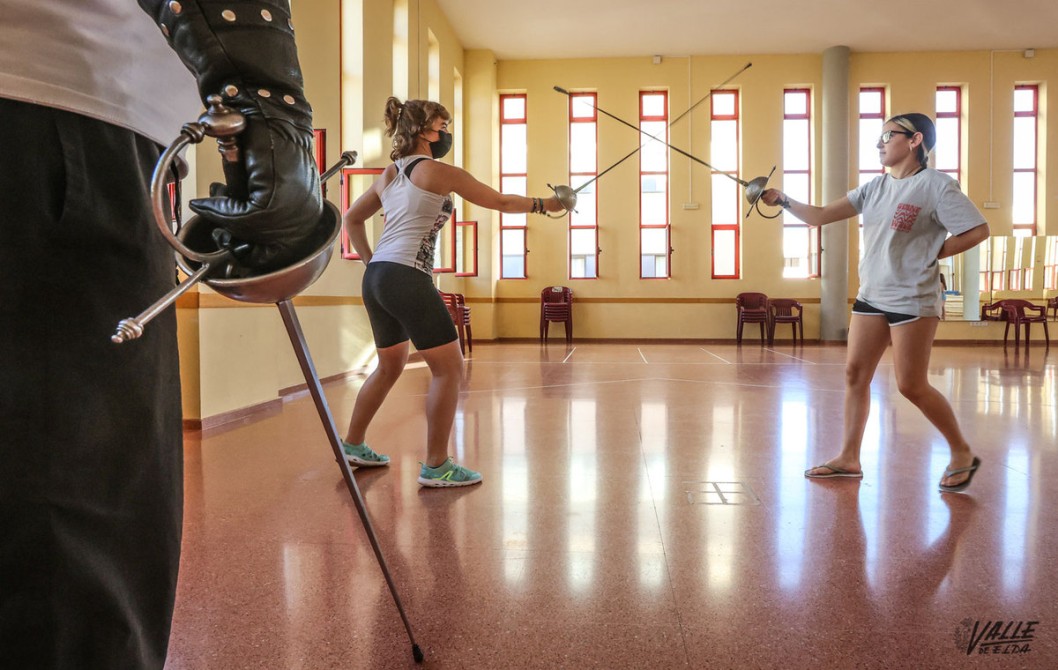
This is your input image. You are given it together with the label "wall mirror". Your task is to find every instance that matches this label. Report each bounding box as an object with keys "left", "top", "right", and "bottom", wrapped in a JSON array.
[{"left": 942, "top": 235, "right": 1058, "bottom": 320}]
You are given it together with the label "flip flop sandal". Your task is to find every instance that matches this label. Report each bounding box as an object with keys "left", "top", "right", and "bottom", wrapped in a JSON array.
[
  {"left": 939, "top": 456, "right": 981, "bottom": 493},
  {"left": 804, "top": 463, "right": 863, "bottom": 479}
]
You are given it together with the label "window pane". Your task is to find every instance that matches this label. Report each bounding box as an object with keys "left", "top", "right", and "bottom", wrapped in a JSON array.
[
  {"left": 782, "top": 227, "right": 809, "bottom": 278},
  {"left": 502, "top": 228, "right": 524, "bottom": 254},
  {"left": 641, "top": 254, "right": 667, "bottom": 278},
  {"left": 782, "top": 173, "right": 810, "bottom": 213},
  {"left": 570, "top": 123, "right": 596, "bottom": 173},
  {"left": 1012, "top": 117, "right": 1036, "bottom": 169},
  {"left": 502, "top": 96, "right": 525, "bottom": 120},
  {"left": 711, "top": 174, "right": 737, "bottom": 224},
  {"left": 569, "top": 179, "right": 596, "bottom": 228},
  {"left": 934, "top": 118, "right": 959, "bottom": 171},
  {"left": 712, "top": 92, "right": 735, "bottom": 117},
  {"left": 782, "top": 119, "right": 810, "bottom": 171},
  {"left": 1013, "top": 88, "right": 1035, "bottom": 113},
  {"left": 641, "top": 120, "right": 667, "bottom": 171},
  {"left": 501, "top": 124, "right": 527, "bottom": 173},
  {"left": 571, "top": 228, "right": 596, "bottom": 255},
  {"left": 713, "top": 229, "right": 736, "bottom": 277},
  {"left": 501, "top": 227, "right": 525, "bottom": 278},
  {"left": 502, "top": 255, "right": 524, "bottom": 278},
  {"left": 859, "top": 119, "right": 883, "bottom": 171},
  {"left": 784, "top": 91, "right": 807, "bottom": 116},
  {"left": 641, "top": 255, "right": 656, "bottom": 277},
  {"left": 641, "top": 177, "right": 667, "bottom": 226},
  {"left": 571, "top": 255, "right": 596, "bottom": 279},
  {"left": 642, "top": 93, "right": 666, "bottom": 117},
  {"left": 570, "top": 228, "right": 596, "bottom": 279},
  {"left": 936, "top": 89, "right": 958, "bottom": 114},
  {"left": 641, "top": 227, "right": 667, "bottom": 254},
  {"left": 1012, "top": 172, "right": 1035, "bottom": 224},
  {"left": 710, "top": 120, "right": 738, "bottom": 171},
  {"left": 859, "top": 90, "right": 882, "bottom": 116},
  {"left": 571, "top": 95, "right": 595, "bottom": 120}
]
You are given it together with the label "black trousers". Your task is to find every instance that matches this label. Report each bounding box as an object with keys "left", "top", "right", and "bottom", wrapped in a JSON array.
[{"left": 0, "top": 98, "right": 183, "bottom": 669}]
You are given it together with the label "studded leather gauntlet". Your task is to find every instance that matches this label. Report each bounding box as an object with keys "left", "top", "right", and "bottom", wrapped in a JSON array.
[{"left": 139, "top": 0, "right": 322, "bottom": 271}]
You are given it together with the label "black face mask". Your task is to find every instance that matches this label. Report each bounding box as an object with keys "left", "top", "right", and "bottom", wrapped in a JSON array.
[{"left": 429, "top": 130, "right": 453, "bottom": 159}]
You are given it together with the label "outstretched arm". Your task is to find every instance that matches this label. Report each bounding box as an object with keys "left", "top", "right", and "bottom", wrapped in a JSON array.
[
  {"left": 445, "top": 166, "right": 564, "bottom": 214},
  {"left": 138, "top": 0, "right": 322, "bottom": 271},
  {"left": 759, "top": 189, "right": 857, "bottom": 227}
]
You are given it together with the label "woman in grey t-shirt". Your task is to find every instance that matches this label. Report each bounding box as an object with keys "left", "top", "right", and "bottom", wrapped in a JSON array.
[{"left": 760, "top": 113, "right": 989, "bottom": 493}]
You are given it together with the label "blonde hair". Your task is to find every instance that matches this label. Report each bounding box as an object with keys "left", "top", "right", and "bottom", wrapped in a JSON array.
[{"left": 384, "top": 97, "right": 451, "bottom": 160}]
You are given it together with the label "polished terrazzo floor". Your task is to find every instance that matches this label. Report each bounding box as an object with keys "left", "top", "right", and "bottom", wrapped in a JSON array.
[{"left": 168, "top": 341, "right": 1057, "bottom": 669}]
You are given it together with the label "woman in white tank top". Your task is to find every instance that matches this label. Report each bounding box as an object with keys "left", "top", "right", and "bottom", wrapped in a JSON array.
[{"left": 340, "top": 97, "right": 566, "bottom": 487}]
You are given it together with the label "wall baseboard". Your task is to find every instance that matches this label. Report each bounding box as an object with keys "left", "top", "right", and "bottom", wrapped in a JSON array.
[
  {"left": 183, "top": 397, "right": 284, "bottom": 433},
  {"left": 185, "top": 353, "right": 426, "bottom": 433}
]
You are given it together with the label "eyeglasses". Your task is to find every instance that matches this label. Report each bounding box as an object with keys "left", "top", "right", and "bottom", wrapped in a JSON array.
[{"left": 879, "top": 129, "right": 915, "bottom": 144}]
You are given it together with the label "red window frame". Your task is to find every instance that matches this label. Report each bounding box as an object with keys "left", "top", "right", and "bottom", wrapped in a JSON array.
[
  {"left": 639, "top": 90, "right": 670, "bottom": 280},
  {"left": 858, "top": 88, "right": 887, "bottom": 256},
  {"left": 433, "top": 209, "right": 457, "bottom": 274},
  {"left": 569, "top": 92, "right": 599, "bottom": 280},
  {"left": 339, "top": 167, "right": 384, "bottom": 260},
  {"left": 934, "top": 86, "right": 962, "bottom": 186},
  {"left": 710, "top": 89, "right": 740, "bottom": 279},
  {"left": 455, "top": 216, "right": 478, "bottom": 277},
  {"left": 1012, "top": 84, "right": 1038, "bottom": 237},
  {"left": 499, "top": 93, "right": 528, "bottom": 279},
  {"left": 781, "top": 88, "right": 818, "bottom": 278}
]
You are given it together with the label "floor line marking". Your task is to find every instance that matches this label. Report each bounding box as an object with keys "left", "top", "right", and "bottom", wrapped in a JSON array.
[{"left": 699, "top": 348, "right": 732, "bottom": 364}]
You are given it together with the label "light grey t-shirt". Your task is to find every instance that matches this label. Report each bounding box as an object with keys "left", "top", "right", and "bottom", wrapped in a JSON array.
[{"left": 847, "top": 169, "right": 986, "bottom": 317}]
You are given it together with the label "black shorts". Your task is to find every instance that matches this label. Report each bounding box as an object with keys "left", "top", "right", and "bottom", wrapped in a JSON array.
[
  {"left": 851, "top": 299, "right": 920, "bottom": 325},
  {"left": 362, "top": 261, "right": 458, "bottom": 350}
]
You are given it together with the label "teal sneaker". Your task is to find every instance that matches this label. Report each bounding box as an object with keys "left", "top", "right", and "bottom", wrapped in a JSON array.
[
  {"left": 417, "top": 458, "right": 482, "bottom": 488},
  {"left": 341, "top": 441, "right": 390, "bottom": 467}
]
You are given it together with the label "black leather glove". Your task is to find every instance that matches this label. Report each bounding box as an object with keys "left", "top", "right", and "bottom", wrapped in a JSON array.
[{"left": 139, "top": 0, "right": 322, "bottom": 271}]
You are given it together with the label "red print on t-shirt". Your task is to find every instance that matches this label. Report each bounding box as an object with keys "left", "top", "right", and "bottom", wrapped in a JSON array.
[{"left": 890, "top": 203, "right": 921, "bottom": 232}]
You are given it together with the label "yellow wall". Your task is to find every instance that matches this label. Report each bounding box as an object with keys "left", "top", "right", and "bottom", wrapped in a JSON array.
[{"left": 175, "top": 0, "right": 1056, "bottom": 422}]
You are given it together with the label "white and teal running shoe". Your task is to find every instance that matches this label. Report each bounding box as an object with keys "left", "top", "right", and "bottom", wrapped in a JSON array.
[
  {"left": 341, "top": 441, "right": 390, "bottom": 467},
  {"left": 417, "top": 458, "right": 482, "bottom": 487}
]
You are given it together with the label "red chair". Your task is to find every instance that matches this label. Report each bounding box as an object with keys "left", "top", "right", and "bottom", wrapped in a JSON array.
[
  {"left": 1047, "top": 296, "right": 1058, "bottom": 322},
  {"left": 438, "top": 290, "right": 472, "bottom": 355},
  {"left": 767, "top": 298, "right": 803, "bottom": 345},
  {"left": 980, "top": 301, "right": 1006, "bottom": 322},
  {"left": 735, "top": 292, "right": 769, "bottom": 344},
  {"left": 540, "top": 286, "right": 573, "bottom": 344},
  {"left": 999, "top": 299, "right": 1049, "bottom": 348}
]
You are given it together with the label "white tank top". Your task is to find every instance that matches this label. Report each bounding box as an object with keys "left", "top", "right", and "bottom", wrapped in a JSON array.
[
  {"left": 371, "top": 156, "right": 454, "bottom": 274},
  {"left": 0, "top": 0, "right": 199, "bottom": 146}
]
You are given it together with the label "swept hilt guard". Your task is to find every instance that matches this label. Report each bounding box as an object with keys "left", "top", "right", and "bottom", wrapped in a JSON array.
[{"left": 546, "top": 183, "right": 578, "bottom": 219}]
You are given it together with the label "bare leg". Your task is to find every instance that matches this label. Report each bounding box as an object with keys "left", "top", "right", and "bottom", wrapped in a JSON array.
[
  {"left": 417, "top": 339, "right": 465, "bottom": 468},
  {"left": 889, "top": 318, "right": 976, "bottom": 487},
  {"left": 344, "top": 341, "right": 410, "bottom": 444},
  {"left": 806, "top": 314, "right": 890, "bottom": 476}
]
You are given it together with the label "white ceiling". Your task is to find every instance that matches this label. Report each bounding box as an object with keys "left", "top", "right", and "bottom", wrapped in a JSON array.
[{"left": 435, "top": 0, "right": 1058, "bottom": 60}]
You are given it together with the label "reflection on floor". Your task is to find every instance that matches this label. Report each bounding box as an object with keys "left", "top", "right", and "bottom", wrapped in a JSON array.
[{"left": 168, "top": 342, "right": 1058, "bottom": 669}]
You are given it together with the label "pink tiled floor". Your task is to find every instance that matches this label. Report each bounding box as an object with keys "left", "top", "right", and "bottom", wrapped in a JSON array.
[{"left": 167, "top": 342, "right": 1058, "bottom": 669}]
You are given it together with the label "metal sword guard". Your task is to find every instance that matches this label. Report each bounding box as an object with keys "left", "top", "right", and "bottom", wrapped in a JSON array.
[
  {"left": 741, "top": 166, "right": 783, "bottom": 220},
  {"left": 546, "top": 183, "right": 578, "bottom": 218}
]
